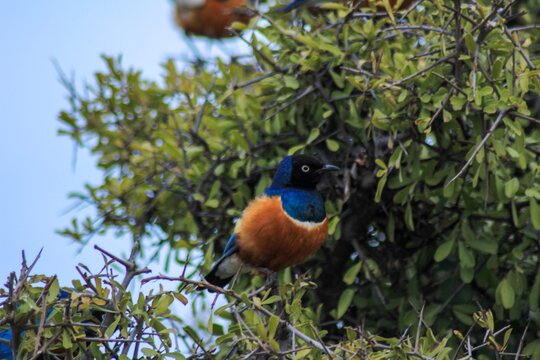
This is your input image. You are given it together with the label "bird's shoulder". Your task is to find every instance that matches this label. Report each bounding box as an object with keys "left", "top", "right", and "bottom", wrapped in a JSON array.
[{"left": 262, "top": 187, "right": 325, "bottom": 222}]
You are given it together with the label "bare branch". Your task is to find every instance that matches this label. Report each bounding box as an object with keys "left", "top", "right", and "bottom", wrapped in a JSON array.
[{"left": 447, "top": 108, "right": 510, "bottom": 186}]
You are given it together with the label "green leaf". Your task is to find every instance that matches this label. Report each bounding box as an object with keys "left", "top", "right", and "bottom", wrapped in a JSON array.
[
  {"left": 371, "top": 109, "right": 390, "bottom": 130},
  {"left": 183, "top": 325, "right": 202, "bottom": 343},
  {"left": 173, "top": 292, "right": 188, "bottom": 305},
  {"left": 530, "top": 199, "right": 540, "bottom": 230},
  {"left": 155, "top": 294, "right": 173, "bottom": 315},
  {"left": 207, "top": 313, "right": 214, "bottom": 334},
  {"left": 434, "top": 238, "right": 455, "bottom": 262},
  {"left": 343, "top": 261, "right": 363, "bottom": 285},
  {"left": 450, "top": 95, "right": 466, "bottom": 111},
  {"left": 288, "top": 144, "right": 305, "bottom": 155},
  {"left": 499, "top": 278, "right": 515, "bottom": 309},
  {"left": 461, "top": 220, "right": 475, "bottom": 243},
  {"left": 326, "top": 139, "right": 340, "bottom": 152},
  {"left": 526, "top": 187, "right": 540, "bottom": 199},
  {"left": 467, "top": 237, "right": 498, "bottom": 255},
  {"left": 504, "top": 178, "right": 520, "bottom": 197},
  {"left": 306, "top": 128, "right": 320, "bottom": 144},
  {"left": 262, "top": 295, "right": 282, "bottom": 305},
  {"left": 62, "top": 331, "right": 73, "bottom": 349},
  {"left": 335, "top": 288, "right": 356, "bottom": 319},
  {"left": 47, "top": 280, "right": 60, "bottom": 303},
  {"left": 142, "top": 348, "right": 159, "bottom": 356},
  {"left": 458, "top": 242, "right": 475, "bottom": 268},
  {"left": 405, "top": 202, "right": 415, "bottom": 231},
  {"left": 283, "top": 75, "right": 300, "bottom": 89},
  {"left": 530, "top": 272, "right": 540, "bottom": 311},
  {"left": 204, "top": 199, "right": 219, "bottom": 208},
  {"left": 295, "top": 34, "right": 320, "bottom": 48},
  {"left": 374, "top": 175, "right": 387, "bottom": 203},
  {"left": 105, "top": 315, "right": 121, "bottom": 338},
  {"left": 460, "top": 266, "right": 474, "bottom": 284},
  {"left": 523, "top": 340, "right": 540, "bottom": 359},
  {"left": 375, "top": 158, "right": 388, "bottom": 170},
  {"left": 268, "top": 315, "right": 280, "bottom": 339}
]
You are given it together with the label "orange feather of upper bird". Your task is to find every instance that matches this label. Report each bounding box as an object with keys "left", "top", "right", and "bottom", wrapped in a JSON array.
[
  {"left": 235, "top": 196, "right": 329, "bottom": 271},
  {"left": 174, "top": 0, "right": 253, "bottom": 38}
]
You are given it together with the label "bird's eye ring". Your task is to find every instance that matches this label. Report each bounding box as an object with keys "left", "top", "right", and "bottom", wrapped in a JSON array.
[{"left": 301, "top": 165, "right": 310, "bottom": 173}]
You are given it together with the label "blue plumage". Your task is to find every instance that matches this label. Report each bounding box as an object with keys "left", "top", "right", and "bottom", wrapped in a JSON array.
[
  {"left": 0, "top": 289, "right": 71, "bottom": 360},
  {"left": 0, "top": 329, "right": 12, "bottom": 360},
  {"left": 265, "top": 188, "right": 325, "bottom": 222},
  {"left": 265, "top": 155, "right": 327, "bottom": 222},
  {"left": 268, "top": 155, "right": 294, "bottom": 188}
]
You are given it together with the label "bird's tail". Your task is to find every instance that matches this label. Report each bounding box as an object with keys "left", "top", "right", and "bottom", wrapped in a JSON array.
[
  {"left": 201, "top": 252, "right": 242, "bottom": 290},
  {"left": 203, "top": 266, "right": 235, "bottom": 289}
]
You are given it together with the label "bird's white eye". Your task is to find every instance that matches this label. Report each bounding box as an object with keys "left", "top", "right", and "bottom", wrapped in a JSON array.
[{"left": 301, "top": 165, "right": 310, "bottom": 173}]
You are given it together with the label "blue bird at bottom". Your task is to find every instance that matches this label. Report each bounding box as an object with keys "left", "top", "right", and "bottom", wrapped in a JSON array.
[{"left": 0, "top": 289, "right": 71, "bottom": 360}]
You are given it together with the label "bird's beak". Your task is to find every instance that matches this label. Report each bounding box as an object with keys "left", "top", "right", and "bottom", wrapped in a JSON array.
[{"left": 317, "top": 164, "right": 340, "bottom": 174}]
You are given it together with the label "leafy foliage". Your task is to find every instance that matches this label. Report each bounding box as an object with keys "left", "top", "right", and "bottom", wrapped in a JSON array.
[{"left": 2, "top": 0, "right": 540, "bottom": 358}]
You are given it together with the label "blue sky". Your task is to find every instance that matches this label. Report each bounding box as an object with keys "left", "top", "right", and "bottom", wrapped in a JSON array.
[{"left": 0, "top": 1, "right": 244, "bottom": 290}]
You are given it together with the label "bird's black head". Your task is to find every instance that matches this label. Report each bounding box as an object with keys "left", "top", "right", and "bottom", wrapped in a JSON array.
[{"left": 271, "top": 154, "right": 339, "bottom": 190}]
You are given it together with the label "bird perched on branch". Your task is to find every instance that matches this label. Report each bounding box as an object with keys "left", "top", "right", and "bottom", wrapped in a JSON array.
[
  {"left": 204, "top": 155, "right": 339, "bottom": 288},
  {"left": 281, "top": 0, "right": 414, "bottom": 13},
  {"left": 0, "top": 289, "right": 72, "bottom": 360},
  {"left": 174, "top": 0, "right": 253, "bottom": 38}
]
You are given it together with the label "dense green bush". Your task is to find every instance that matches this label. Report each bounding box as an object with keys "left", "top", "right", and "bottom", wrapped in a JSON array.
[{"left": 2, "top": 0, "right": 540, "bottom": 358}]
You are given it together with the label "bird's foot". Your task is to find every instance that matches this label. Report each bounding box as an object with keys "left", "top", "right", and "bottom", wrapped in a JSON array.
[{"left": 263, "top": 269, "right": 278, "bottom": 291}]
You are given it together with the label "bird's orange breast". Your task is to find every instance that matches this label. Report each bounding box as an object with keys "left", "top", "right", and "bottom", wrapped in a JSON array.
[
  {"left": 235, "top": 196, "right": 328, "bottom": 271},
  {"left": 175, "top": 0, "right": 252, "bottom": 38}
]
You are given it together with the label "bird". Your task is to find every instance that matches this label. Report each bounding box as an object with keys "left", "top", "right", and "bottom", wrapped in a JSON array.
[
  {"left": 0, "top": 290, "right": 71, "bottom": 360},
  {"left": 174, "top": 0, "right": 253, "bottom": 38},
  {"left": 0, "top": 330, "right": 12, "bottom": 360},
  {"left": 280, "top": 0, "right": 414, "bottom": 13},
  {"left": 204, "top": 154, "right": 339, "bottom": 288}
]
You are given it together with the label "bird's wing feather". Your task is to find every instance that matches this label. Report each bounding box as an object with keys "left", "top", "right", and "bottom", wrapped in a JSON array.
[{"left": 222, "top": 233, "right": 238, "bottom": 258}]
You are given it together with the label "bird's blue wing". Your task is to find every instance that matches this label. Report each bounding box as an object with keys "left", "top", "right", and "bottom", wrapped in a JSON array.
[
  {"left": 0, "top": 329, "right": 12, "bottom": 360},
  {"left": 203, "top": 234, "right": 239, "bottom": 288},
  {"left": 0, "top": 289, "right": 73, "bottom": 360},
  {"left": 221, "top": 233, "right": 238, "bottom": 260}
]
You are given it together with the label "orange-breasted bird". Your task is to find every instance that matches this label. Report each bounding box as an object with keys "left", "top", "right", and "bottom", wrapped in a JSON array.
[
  {"left": 174, "top": 0, "right": 253, "bottom": 38},
  {"left": 204, "top": 155, "right": 339, "bottom": 288},
  {"left": 281, "top": 0, "right": 414, "bottom": 12}
]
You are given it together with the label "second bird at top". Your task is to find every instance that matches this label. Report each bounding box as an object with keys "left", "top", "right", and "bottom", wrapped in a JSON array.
[
  {"left": 174, "top": 0, "right": 414, "bottom": 39},
  {"left": 174, "top": 0, "right": 253, "bottom": 38}
]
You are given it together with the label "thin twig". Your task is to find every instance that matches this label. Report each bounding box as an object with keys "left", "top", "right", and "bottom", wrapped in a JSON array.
[
  {"left": 415, "top": 303, "right": 425, "bottom": 352},
  {"left": 509, "top": 25, "right": 540, "bottom": 32},
  {"left": 447, "top": 108, "right": 510, "bottom": 186},
  {"left": 387, "top": 52, "right": 457, "bottom": 87},
  {"left": 233, "top": 71, "right": 278, "bottom": 90},
  {"left": 514, "top": 320, "right": 530, "bottom": 360}
]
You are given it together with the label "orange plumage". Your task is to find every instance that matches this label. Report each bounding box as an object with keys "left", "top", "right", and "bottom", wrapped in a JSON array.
[
  {"left": 174, "top": 0, "right": 252, "bottom": 38},
  {"left": 235, "top": 196, "right": 328, "bottom": 271}
]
